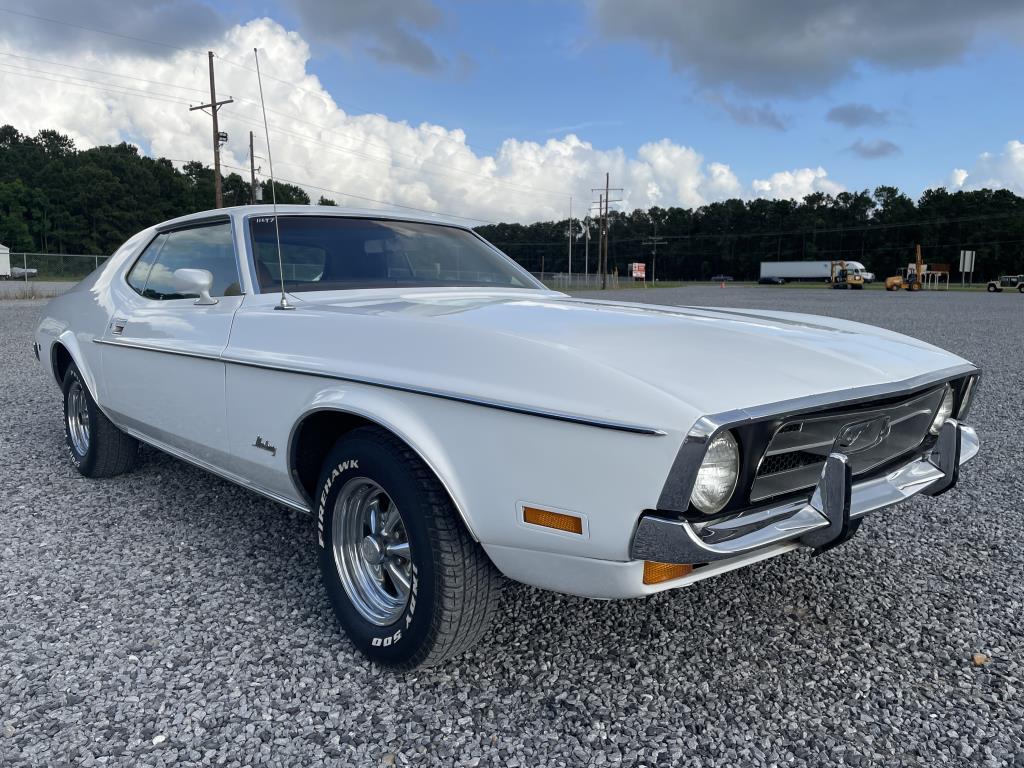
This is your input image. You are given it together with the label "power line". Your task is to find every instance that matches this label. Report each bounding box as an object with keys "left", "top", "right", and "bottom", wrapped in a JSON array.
[
  {"left": 0, "top": 49, "right": 572, "bottom": 201},
  {"left": 218, "top": 162, "right": 493, "bottom": 224},
  {"left": 0, "top": 7, "right": 573, "bottom": 200},
  {"left": 0, "top": 50, "right": 211, "bottom": 96},
  {"left": 0, "top": 7, "right": 206, "bottom": 56},
  {"left": 212, "top": 53, "right": 522, "bottom": 170},
  {"left": 0, "top": 63, "right": 192, "bottom": 107}
]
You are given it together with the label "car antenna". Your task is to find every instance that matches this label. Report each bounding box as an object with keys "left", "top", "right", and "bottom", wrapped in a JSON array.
[{"left": 254, "top": 46, "right": 293, "bottom": 311}]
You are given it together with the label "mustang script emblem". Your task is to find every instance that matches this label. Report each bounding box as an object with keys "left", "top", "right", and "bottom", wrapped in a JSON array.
[{"left": 836, "top": 416, "right": 891, "bottom": 453}]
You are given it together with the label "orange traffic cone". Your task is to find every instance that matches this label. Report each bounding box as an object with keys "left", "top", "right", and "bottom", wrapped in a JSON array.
[{"left": 720, "top": 281, "right": 725, "bottom": 288}]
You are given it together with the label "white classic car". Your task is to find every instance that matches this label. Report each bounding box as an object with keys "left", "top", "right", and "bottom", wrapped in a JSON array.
[{"left": 35, "top": 205, "right": 980, "bottom": 668}]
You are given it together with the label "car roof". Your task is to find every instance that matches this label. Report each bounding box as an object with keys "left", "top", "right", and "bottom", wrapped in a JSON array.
[{"left": 156, "top": 204, "right": 480, "bottom": 232}]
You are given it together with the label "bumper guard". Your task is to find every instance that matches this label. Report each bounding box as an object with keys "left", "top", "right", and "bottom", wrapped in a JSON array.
[{"left": 631, "top": 420, "right": 977, "bottom": 564}]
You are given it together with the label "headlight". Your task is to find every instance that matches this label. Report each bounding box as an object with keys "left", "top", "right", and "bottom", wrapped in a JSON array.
[
  {"left": 690, "top": 431, "right": 740, "bottom": 514},
  {"left": 929, "top": 386, "right": 955, "bottom": 435}
]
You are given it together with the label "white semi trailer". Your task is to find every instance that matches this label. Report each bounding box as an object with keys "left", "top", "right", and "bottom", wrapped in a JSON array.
[
  {"left": 759, "top": 260, "right": 873, "bottom": 282},
  {"left": 0, "top": 244, "right": 10, "bottom": 279}
]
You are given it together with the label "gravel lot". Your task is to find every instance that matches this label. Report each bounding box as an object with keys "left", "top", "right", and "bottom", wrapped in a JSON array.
[
  {"left": 2, "top": 286, "right": 1022, "bottom": 767},
  {"left": 0, "top": 280, "right": 73, "bottom": 300}
]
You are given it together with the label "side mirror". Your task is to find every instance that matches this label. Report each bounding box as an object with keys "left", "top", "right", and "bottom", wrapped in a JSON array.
[{"left": 173, "top": 268, "right": 218, "bottom": 305}]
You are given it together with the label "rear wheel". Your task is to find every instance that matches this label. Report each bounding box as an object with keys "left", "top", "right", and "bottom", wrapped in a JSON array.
[
  {"left": 315, "top": 427, "right": 501, "bottom": 668},
  {"left": 987, "top": 283, "right": 998, "bottom": 292},
  {"left": 62, "top": 364, "right": 138, "bottom": 477}
]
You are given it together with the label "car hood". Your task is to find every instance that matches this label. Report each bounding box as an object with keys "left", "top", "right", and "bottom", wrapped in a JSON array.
[{"left": 229, "top": 289, "right": 973, "bottom": 433}]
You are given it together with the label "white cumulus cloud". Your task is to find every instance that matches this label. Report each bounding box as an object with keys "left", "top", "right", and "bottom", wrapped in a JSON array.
[
  {"left": 751, "top": 167, "right": 844, "bottom": 199},
  {"left": 0, "top": 18, "right": 845, "bottom": 223},
  {"left": 947, "top": 140, "right": 1024, "bottom": 193}
]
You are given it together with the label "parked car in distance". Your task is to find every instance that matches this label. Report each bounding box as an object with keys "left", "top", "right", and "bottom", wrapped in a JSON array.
[
  {"left": 10, "top": 266, "right": 38, "bottom": 279},
  {"left": 35, "top": 205, "right": 982, "bottom": 668},
  {"left": 710, "top": 274, "right": 734, "bottom": 282},
  {"left": 758, "top": 276, "right": 786, "bottom": 285},
  {"left": 987, "top": 275, "right": 1024, "bottom": 293}
]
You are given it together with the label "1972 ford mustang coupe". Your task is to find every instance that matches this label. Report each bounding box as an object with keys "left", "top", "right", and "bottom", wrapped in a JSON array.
[{"left": 35, "top": 206, "right": 980, "bottom": 668}]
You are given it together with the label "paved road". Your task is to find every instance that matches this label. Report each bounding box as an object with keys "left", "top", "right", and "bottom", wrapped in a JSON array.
[{"left": 2, "top": 287, "right": 1021, "bottom": 766}]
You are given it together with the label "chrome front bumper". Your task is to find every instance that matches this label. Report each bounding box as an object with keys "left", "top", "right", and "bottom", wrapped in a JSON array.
[{"left": 631, "top": 420, "right": 978, "bottom": 564}]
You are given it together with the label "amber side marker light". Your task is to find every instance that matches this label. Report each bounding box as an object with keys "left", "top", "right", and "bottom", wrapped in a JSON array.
[
  {"left": 522, "top": 506, "right": 583, "bottom": 534},
  {"left": 643, "top": 560, "right": 694, "bottom": 585}
]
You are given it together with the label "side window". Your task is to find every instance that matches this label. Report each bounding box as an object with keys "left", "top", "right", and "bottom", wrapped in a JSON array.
[
  {"left": 126, "top": 233, "right": 167, "bottom": 294},
  {"left": 138, "top": 223, "right": 240, "bottom": 300}
]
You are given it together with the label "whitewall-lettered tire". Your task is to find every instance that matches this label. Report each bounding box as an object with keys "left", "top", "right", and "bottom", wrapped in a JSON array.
[{"left": 315, "top": 426, "right": 502, "bottom": 669}]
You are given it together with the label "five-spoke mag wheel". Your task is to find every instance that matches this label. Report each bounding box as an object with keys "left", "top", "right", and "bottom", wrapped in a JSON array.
[
  {"left": 65, "top": 379, "right": 91, "bottom": 457},
  {"left": 332, "top": 478, "right": 414, "bottom": 626}
]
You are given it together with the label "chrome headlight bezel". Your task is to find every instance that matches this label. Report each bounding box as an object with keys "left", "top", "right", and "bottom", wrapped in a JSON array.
[
  {"left": 956, "top": 375, "right": 978, "bottom": 421},
  {"left": 929, "top": 385, "right": 956, "bottom": 435},
  {"left": 689, "top": 430, "right": 740, "bottom": 515}
]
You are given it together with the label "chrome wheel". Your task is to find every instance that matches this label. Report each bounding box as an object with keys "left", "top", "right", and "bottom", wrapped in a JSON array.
[
  {"left": 66, "top": 380, "right": 91, "bottom": 457},
  {"left": 332, "top": 478, "right": 413, "bottom": 626}
]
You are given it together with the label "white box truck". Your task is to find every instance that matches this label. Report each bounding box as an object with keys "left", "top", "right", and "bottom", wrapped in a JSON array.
[
  {"left": 759, "top": 260, "right": 872, "bottom": 282},
  {"left": 0, "top": 244, "right": 11, "bottom": 279}
]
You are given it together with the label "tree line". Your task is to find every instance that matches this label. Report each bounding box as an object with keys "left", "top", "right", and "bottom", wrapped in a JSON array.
[
  {"left": 2, "top": 125, "right": 1022, "bottom": 281},
  {"left": 476, "top": 188, "right": 1024, "bottom": 281}
]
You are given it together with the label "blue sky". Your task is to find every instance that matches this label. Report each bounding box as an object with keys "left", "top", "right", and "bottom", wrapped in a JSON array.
[
  {"left": 3, "top": 0, "right": 1024, "bottom": 221},
  {"left": 234, "top": 0, "right": 1024, "bottom": 198}
]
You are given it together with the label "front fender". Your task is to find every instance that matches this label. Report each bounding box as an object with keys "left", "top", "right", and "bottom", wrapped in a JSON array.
[{"left": 289, "top": 387, "right": 483, "bottom": 540}]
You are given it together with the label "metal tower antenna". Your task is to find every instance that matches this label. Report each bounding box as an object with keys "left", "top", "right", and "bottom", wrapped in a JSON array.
[{"left": 254, "top": 47, "right": 292, "bottom": 311}]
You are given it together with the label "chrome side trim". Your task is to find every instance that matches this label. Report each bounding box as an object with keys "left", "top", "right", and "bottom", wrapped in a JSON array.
[
  {"left": 92, "top": 337, "right": 667, "bottom": 436},
  {"left": 118, "top": 422, "right": 311, "bottom": 514},
  {"left": 656, "top": 363, "right": 979, "bottom": 511},
  {"left": 634, "top": 421, "right": 976, "bottom": 564}
]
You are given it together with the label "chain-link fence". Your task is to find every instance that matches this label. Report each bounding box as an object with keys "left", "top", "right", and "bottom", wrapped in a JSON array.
[
  {"left": 534, "top": 272, "right": 621, "bottom": 291},
  {"left": 3, "top": 252, "right": 109, "bottom": 282}
]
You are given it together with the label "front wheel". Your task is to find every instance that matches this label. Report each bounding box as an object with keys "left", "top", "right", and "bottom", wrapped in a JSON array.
[
  {"left": 987, "top": 284, "right": 998, "bottom": 292},
  {"left": 62, "top": 364, "right": 138, "bottom": 477},
  {"left": 315, "top": 427, "right": 502, "bottom": 669}
]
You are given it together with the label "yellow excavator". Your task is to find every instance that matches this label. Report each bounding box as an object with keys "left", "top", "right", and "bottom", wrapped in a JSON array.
[
  {"left": 830, "top": 260, "right": 865, "bottom": 289},
  {"left": 886, "top": 245, "right": 924, "bottom": 291}
]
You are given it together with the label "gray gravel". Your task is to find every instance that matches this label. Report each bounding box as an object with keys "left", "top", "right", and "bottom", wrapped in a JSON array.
[
  {"left": 0, "top": 281, "right": 73, "bottom": 299},
  {"left": 2, "top": 286, "right": 1022, "bottom": 767}
]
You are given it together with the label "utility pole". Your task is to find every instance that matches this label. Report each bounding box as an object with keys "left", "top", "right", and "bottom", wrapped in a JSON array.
[
  {"left": 567, "top": 197, "right": 573, "bottom": 278},
  {"left": 248, "top": 131, "right": 258, "bottom": 204},
  {"left": 583, "top": 216, "right": 591, "bottom": 282},
  {"left": 190, "top": 51, "right": 233, "bottom": 208},
  {"left": 590, "top": 173, "right": 622, "bottom": 289},
  {"left": 642, "top": 224, "right": 667, "bottom": 283}
]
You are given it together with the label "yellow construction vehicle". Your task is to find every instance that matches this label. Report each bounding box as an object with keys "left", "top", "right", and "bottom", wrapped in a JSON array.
[
  {"left": 886, "top": 245, "right": 924, "bottom": 291},
  {"left": 830, "top": 260, "right": 865, "bottom": 289}
]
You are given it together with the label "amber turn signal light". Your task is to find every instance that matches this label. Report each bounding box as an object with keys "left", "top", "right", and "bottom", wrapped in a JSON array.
[
  {"left": 522, "top": 506, "right": 583, "bottom": 534},
  {"left": 643, "top": 560, "right": 693, "bottom": 585}
]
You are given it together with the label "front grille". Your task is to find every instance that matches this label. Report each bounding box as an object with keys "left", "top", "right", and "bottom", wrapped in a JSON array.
[{"left": 750, "top": 386, "right": 945, "bottom": 502}]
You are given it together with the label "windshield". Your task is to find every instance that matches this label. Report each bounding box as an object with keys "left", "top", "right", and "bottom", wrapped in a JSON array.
[{"left": 249, "top": 215, "right": 537, "bottom": 293}]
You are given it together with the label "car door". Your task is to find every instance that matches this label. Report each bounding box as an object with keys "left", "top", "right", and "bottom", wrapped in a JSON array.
[{"left": 99, "top": 219, "right": 244, "bottom": 469}]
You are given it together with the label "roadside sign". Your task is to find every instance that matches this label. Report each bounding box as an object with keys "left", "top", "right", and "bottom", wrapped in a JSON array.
[
  {"left": 631, "top": 262, "right": 646, "bottom": 279},
  {"left": 959, "top": 250, "right": 976, "bottom": 286}
]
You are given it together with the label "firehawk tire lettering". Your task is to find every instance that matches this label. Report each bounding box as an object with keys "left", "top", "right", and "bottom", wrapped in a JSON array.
[{"left": 317, "top": 459, "right": 358, "bottom": 549}]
